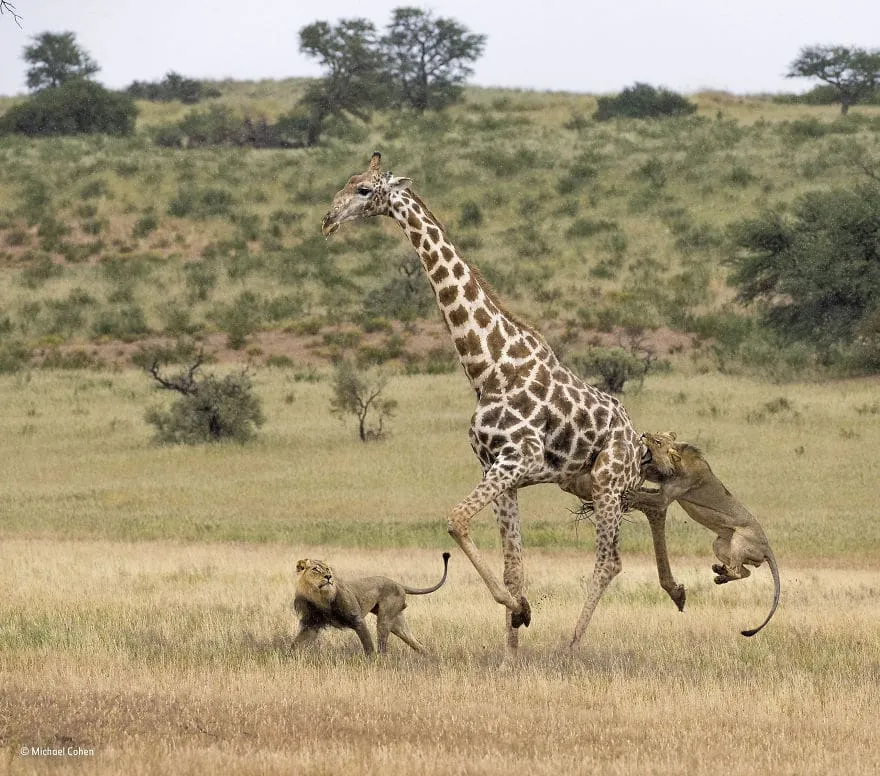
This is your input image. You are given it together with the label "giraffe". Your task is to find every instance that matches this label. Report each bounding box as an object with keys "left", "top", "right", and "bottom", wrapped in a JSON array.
[{"left": 321, "top": 153, "right": 644, "bottom": 653}]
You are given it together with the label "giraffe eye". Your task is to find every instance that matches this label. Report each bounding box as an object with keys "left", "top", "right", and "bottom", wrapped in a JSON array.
[{"left": 356, "top": 185, "right": 372, "bottom": 197}]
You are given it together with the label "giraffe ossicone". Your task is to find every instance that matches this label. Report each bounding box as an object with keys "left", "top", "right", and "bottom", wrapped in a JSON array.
[{"left": 322, "top": 153, "right": 644, "bottom": 653}]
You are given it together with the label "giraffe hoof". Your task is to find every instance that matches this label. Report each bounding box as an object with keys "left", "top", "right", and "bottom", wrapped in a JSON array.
[
  {"left": 511, "top": 596, "right": 531, "bottom": 628},
  {"left": 672, "top": 585, "right": 687, "bottom": 612}
]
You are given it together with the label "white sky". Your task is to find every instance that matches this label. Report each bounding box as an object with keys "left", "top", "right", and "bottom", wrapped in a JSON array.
[{"left": 0, "top": 0, "right": 877, "bottom": 97}]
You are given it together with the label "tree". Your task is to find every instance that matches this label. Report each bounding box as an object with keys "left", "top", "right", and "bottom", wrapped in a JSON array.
[
  {"left": 329, "top": 360, "right": 397, "bottom": 442},
  {"left": 381, "top": 7, "right": 486, "bottom": 112},
  {"left": 146, "top": 356, "right": 265, "bottom": 444},
  {"left": 728, "top": 185, "right": 880, "bottom": 359},
  {"left": 298, "top": 19, "right": 390, "bottom": 146},
  {"left": 787, "top": 45, "right": 880, "bottom": 115},
  {"left": 0, "top": 78, "right": 137, "bottom": 136},
  {"left": 24, "top": 31, "right": 99, "bottom": 91}
]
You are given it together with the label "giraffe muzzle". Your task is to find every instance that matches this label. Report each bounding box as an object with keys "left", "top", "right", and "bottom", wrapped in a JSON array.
[{"left": 321, "top": 213, "right": 340, "bottom": 237}]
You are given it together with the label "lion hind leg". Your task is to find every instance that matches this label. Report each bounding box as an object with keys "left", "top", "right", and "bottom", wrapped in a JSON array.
[{"left": 388, "top": 614, "right": 425, "bottom": 653}]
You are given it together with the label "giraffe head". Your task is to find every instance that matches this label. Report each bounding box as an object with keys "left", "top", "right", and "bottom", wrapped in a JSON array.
[{"left": 321, "top": 152, "right": 413, "bottom": 237}]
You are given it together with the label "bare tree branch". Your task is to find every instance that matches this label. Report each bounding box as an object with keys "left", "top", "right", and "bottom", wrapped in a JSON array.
[
  {"left": 0, "top": 1, "right": 22, "bottom": 27},
  {"left": 149, "top": 351, "right": 205, "bottom": 395}
]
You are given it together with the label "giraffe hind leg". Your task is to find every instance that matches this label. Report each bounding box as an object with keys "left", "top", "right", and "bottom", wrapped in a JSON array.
[
  {"left": 569, "top": 491, "right": 623, "bottom": 650},
  {"left": 495, "top": 489, "right": 531, "bottom": 640}
]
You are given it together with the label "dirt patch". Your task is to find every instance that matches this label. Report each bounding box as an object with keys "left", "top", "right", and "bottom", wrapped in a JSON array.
[{"left": 33, "top": 322, "right": 696, "bottom": 371}]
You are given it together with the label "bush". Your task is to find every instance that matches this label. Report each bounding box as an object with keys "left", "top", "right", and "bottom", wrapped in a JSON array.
[
  {"left": 594, "top": 83, "right": 697, "bottom": 121},
  {"left": 125, "top": 72, "right": 221, "bottom": 104},
  {"left": 329, "top": 359, "right": 396, "bottom": 441},
  {"left": 0, "top": 80, "right": 137, "bottom": 136},
  {"left": 146, "top": 361, "right": 265, "bottom": 444},
  {"left": 568, "top": 347, "right": 651, "bottom": 393}
]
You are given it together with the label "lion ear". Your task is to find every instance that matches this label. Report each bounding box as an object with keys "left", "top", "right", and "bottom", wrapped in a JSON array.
[
  {"left": 296, "top": 559, "right": 308, "bottom": 573},
  {"left": 669, "top": 448, "right": 682, "bottom": 463},
  {"left": 665, "top": 431, "right": 677, "bottom": 441}
]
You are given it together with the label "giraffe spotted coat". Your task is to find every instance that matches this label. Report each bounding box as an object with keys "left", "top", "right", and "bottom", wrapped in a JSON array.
[{"left": 322, "top": 153, "right": 643, "bottom": 652}]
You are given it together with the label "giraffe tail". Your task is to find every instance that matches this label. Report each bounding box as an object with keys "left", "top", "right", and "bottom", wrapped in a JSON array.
[
  {"left": 401, "top": 552, "right": 450, "bottom": 595},
  {"left": 741, "top": 549, "right": 780, "bottom": 637}
]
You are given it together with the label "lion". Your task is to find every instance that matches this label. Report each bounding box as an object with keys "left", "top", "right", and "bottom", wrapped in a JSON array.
[
  {"left": 291, "top": 552, "right": 450, "bottom": 655},
  {"left": 629, "top": 432, "right": 781, "bottom": 637}
]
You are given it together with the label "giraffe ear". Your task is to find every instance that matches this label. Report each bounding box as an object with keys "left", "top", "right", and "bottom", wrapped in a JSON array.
[{"left": 387, "top": 174, "right": 413, "bottom": 191}]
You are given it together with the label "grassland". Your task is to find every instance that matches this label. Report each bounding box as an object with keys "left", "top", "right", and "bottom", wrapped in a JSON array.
[
  {"left": 0, "top": 368, "right": 878, "bottom": 774},
  {"left": 1, "top": 82, "right": 879, "bottom": 774},
  {"left": 1, "top": 84, "right": 879, "bottom": 374}
]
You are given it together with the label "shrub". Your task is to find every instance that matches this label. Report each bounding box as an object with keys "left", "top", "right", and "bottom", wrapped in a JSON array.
[
  {"left": 146, "top": 359, "right": 265, "bottom": 444},
  {"left": 19, "top": 253, "right": 63, "bottom": 288},
  {"left": 132, "top": 212, "right": 159, "bottom": 238},
  {"left": 329, "top": 359, "right": 396, "bottom": 442},
  {"left": 209, "top": 291, "right": 264, "bottom": 349},
  {"left": 92, "top": 305, "right": 150, "bottom": 341},
  {"left": 168, "top": 185, "right": 235, "bottom": 219},
  {"left": 569, "top": 346, "right": 652, "bottom": 393},
  {"left": 361, "top": 258, "right": 433, "bottom": 322},
  {"left": 566, "top": 218, "right": 619, "bottom": 239},
  {"left": 183, "top": 261, "right": 218, "bottom": 301},
  {"left": 0, "top": 80, "right": 137, "bottom": 136},
  {"left": 0, "top": 339, "right": 30, "bottom": 373},
  {"left": 126, "top": 71, "right": 221, "bottom": 104},
  {"left": 594, "top": 83, "right": 697, "bottom": 121}
]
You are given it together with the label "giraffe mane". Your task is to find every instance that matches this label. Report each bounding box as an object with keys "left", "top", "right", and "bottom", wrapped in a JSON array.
[{"left": 406, "top": 190, "right": 548, "bottom": 347}]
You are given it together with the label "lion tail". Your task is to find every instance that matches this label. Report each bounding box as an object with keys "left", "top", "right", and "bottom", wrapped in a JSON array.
[
  {"left": 402, "top": 552, "right": 450, "bottom": 595},
  {"left": 741, "top": 548, "right": 780, "bottom": 637}
]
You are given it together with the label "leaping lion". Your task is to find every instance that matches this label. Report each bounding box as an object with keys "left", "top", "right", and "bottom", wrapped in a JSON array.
[
  {"left": 292, "top": 553, "right": 450, "bottom": 654},
  {"left": 629, "top": 432, "right": 781, "bottom": 637}
]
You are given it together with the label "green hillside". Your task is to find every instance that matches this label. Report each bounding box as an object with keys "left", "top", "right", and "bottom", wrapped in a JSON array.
[{"left": 1, "top": 81, "right": 877, "bottom": 376}]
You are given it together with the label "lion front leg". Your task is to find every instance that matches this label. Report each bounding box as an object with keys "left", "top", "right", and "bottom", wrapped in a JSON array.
[{"left": 628, "top": 490, "right": 686, "bottom": 612}]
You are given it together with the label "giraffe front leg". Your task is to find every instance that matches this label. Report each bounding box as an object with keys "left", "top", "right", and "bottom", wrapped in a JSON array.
[
  {"left": 495, "top": 490, "right": 529, "bottom": 656},
  {"left": 447, "top": 473, "right": 528, "bottom": 620}
]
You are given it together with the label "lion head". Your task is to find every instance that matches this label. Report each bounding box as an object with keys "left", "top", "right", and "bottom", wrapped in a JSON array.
[
  {"left": 295, "top": 558, "right": 338, "bottom": 606},
  {"left": 640, "top": 431, "right": 680, "bottom": 480}
]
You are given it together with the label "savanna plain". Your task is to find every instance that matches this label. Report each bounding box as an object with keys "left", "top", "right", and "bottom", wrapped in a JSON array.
[
  {"left": 1, "top": 369, "right": 878, "bottom": 775},
  {"left": 2, "top": 84, "right": 880, "bottom": 774}
]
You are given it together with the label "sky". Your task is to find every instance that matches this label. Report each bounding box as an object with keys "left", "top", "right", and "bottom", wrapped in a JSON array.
[{"left": 0, "top": 0, "right": 878, "bottom": 97}]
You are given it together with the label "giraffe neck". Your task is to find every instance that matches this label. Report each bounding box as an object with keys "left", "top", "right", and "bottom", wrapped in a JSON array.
[{"left": 388, "top": 189, "right": 553, "bottom": 393}]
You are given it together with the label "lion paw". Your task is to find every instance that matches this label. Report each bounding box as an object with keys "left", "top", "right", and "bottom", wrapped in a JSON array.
[{"left": 511, "top": 596, "right": 531, "bottom": 628}]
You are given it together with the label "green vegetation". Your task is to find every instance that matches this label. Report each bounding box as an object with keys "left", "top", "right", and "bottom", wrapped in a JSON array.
[
  {"left": 594, "top": 82, "right": 697, "bottom": 121},
  {"left": 0, "top": 80, "right": 879, "bottom": 379},
  {"left": 787, "top": 45, "right": 880, "bottom": 114},
  {"left": 145, "top": 358, "right": 265, "bottom": 444},
  {"left": 729, "top": 184, "right": 880, "bottom": 370}
]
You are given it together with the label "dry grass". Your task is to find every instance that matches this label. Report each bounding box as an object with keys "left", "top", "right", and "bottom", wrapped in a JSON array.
[
  {"left": 1, "top": 540, "right": 878, "bottom": 776},
  {"left": 0, "top": 368, "right": 878, "bottom": 773}
]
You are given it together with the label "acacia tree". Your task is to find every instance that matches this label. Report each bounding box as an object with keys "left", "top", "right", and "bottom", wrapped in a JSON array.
[
  {"left": 298, "top": 19, "right": 390, "bottom": 146},
  {"left": 787, "top": 45, "right": 880, "bottom": 114},
  {"left": 329, "top": 360, "right": 397, "bottom": 442},
  {"left": 381, "top": 7, "right": 486, "bottom": 112},
  {"left": 24, "top": 31, "right": 99, "bottom": 91},
  {"left": 728, "top": 185, "right": 880, "bottom": 365}
]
